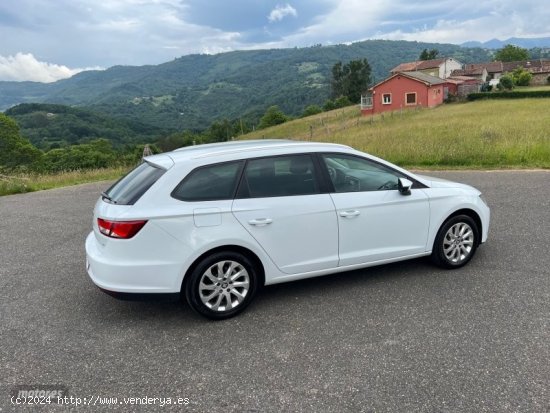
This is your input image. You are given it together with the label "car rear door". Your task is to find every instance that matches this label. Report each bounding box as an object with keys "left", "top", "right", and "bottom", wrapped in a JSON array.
[{"left": 232, "top": 154, "right": 338, "bottom": 275}]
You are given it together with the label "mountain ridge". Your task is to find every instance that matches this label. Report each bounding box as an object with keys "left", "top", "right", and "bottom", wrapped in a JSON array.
[
  {"left": 0, "top": 40, "right": 492, "bottom": 131},
  {"left": 461, "top": 36, "right": 550, "bottom": 49}
]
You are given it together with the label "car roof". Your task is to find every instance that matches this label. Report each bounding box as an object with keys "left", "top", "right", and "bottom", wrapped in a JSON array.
[{"left": 157, "top": 139, "right": 352, "bottom": 164}]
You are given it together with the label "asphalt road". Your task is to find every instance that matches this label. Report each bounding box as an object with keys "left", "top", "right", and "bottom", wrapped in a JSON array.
[{"left": 1, "top": 171, "right": 549, "bottom": 412}]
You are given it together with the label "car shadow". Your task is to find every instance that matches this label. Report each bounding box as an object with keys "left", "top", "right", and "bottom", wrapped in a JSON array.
[{"left": 78, "top": 257, "right": 443, "bottom": 324}]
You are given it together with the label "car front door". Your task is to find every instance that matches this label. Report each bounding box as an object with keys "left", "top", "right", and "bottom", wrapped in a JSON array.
[
  {"left": 232, "top": 154, "right": 338, "bottom": 275},
  {"left": 321, "top": 153, "right": 430, "bottom": 267}
]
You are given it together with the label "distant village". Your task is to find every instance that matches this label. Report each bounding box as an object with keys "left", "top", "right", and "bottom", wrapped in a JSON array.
[{"left": 360, "top": 57, "right": 550, "bottom": 115}]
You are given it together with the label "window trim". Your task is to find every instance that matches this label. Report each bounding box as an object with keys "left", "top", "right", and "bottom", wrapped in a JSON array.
[
  {"left": 315, "top": 152, "right": 428, "bottom": 193},
  {"left": 235, "top": 153, "right": 325, "bottom": 199},
  {"left": 382, "top": 93, "right": 392, "bottom": 105},
  {"left": 405, "top": 92, "right": 417, "bottom": 106},
  {"left": 170, "top": 160, "right": 245, "bottom": 202}
]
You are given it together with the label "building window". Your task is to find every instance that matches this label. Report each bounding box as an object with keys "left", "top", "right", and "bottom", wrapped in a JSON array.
[
  {"left": 360, "top": 94, "right": 373, "bottom": 109},
  {"left": 382, "top": 93, "right": 391, "bottom": 104},
  {"left": 405, "top": 93, "right": 417, "bottom": 105}
]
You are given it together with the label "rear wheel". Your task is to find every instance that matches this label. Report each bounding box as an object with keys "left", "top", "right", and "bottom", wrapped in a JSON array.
[
  {"left": 431, "top": 215, "right": 479, "bottom": 269},
  {"left": 185, "top": 251, "right": 259, "bottom": 320}
]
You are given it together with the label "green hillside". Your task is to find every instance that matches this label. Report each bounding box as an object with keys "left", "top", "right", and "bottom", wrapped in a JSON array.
[
  {"left": 242, "top": 99, "right": 550, "bottom": 169},
  {"left": 5, "top": 103, "right": 164, "bottom": 150},
  {"left": 0, "top": 40, "right": 491, "bottom": 131}
]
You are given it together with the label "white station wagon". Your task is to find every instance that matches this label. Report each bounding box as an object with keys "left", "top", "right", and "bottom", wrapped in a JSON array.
[{"left": 86, "top": 140, "right": 490, "bottom": 319}]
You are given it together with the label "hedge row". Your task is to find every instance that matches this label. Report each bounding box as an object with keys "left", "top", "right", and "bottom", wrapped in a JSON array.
[{"left": 467, "top": 90, "right": 550, "bottom": 101}]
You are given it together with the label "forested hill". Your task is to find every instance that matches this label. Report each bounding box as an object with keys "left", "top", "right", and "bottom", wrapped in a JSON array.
[
  {"left": 0, "top": 40, "right": 491, "bottom": 131},
  {"left": 5, "top": 103, "right": 164, "bottom": 150}
]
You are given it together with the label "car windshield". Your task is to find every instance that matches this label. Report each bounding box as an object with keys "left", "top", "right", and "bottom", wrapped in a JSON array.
[{"left": 103, "top": 161, "right": 165, "bottom": 205}]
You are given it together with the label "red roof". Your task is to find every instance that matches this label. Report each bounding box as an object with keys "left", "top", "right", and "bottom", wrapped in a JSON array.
[
  {"left": 450, "top": 67, "right": 486, "bottom": 77},
  {"left": 390, "top": 58, "right": 451, "bottom": 73},
  {"left": 368, "top": 71, "right": 446, "bottom": 92},
  {"left": 464, "top": 62, "right": 503, "bottom": 73},
  {"left": 416, "top": 58, "right": 448, "bottom": 70},
  {"left": 462, "top": 60, "right": 550, "bottom": 74},
  {"left": 390, "top": 61, "right": 421, "bottom": 73}
]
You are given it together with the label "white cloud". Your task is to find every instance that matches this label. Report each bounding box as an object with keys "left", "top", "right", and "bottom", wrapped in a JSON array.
[
  {"left": 0, "top": 53, "right": 102, "bottom": 82},
  {"left": 1, "top": 0, "right": 550, "bottom": 72},
  {"left": 268, "top": 4, "right": 298, "bottom": 23},
  {"left": 277, "top": 0, "right": 387, "bottom": 45},
  {"left": 276, "top": 0, "right": 550, "bottom": 48}
]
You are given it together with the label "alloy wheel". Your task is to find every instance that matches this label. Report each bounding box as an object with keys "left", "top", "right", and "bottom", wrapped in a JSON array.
[
  {"left": 198, "top": 260, "right": 250, "bottom": 312},
  {"left": 443, "top": 222, "right": 474, "bottom": 264}
]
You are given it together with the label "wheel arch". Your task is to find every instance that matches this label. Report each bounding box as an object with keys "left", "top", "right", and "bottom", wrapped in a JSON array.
[
  {"left": 180, "top": 245, "right": 266, "bottom": 293},
  {"left": 440, "top": 208, "right": 482, "bottom": 245}
]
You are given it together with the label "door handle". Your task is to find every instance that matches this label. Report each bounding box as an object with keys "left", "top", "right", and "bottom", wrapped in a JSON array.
[
  {"left": 248, "top": 218, "right": 273, "bottom": 226},
  {"left": 339, "top": 210, "right": 360, "bottom": 218}
]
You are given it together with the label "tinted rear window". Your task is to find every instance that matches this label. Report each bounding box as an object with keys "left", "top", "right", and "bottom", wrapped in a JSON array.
[
  {"left": 171, "top": 161, "right": 243, "bottom": 202},
  {"left": 104, "top": 162, "right": 165, "bottom": 205}
]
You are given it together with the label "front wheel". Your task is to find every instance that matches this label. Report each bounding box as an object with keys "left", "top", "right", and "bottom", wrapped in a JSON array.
[
  {"left": 431, "top": 215, "right": 479, "bottom": 269},
  {"left": 185, "top": 252, "right": 259, "bottom": 320}
]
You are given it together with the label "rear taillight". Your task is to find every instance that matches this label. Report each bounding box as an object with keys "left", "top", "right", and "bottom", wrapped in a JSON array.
[{"left": 97, "top": 218, "right": 147, "bottom": 239}]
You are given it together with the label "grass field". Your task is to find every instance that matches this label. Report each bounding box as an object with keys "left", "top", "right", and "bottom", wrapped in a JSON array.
[
  {"left": 243, "top": 98, "right": 550, "bottom": 169},
  {"left": 0, "top": 167, "right": 127, "bottom": 196},
  {"left": 2, "top": 98, "right": 549, "bottom": 196}
]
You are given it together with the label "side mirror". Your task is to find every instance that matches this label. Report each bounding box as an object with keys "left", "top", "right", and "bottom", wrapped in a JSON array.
[{"left": 398, "top": 178, "right": 413, "bottom": 195}]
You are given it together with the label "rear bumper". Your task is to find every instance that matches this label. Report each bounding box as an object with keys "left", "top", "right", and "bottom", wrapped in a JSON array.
[
  {"left": 97, "top": 286, "right": 179, "bottom": 301},
  {"left": 85, "top": 231, "right": 184, "bottom": 294}
]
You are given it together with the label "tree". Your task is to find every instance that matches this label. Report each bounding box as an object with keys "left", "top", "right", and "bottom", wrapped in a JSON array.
[
  {"left": 206, "top": 119, "right": 233, "bottom": 142},
  {"left": 258, "top": 106, "right": 288, "bottom": 129},
  {"left": 0, "top": 113, "right": 42, "bottom": 170},
  {"left": 330, "top": 59, "right": 372, "bottom": 103},
  {"left": 511, "top": 67, "right": 532, "bottom": 86},
  {"left": 334, "top": 96, "right": 352, "bottom": 108},
  {"left": 302, "top": 105, "right": 323, "bottom": 117},
  {"left": 498, "top": 74, "right": 514, "bottom": 90},
  {"left": 494, "top": 44, "right": 529, "bottom": 62},
  {"left": 323, "top": 100, "right": 336, "bottom": 111},
  {"left": 419, "top": 49, "right": 439, "bottom": 60},
  {"left": 330, "top": 62, "right": 345, "bottom": 99},
  {"left": 36, "top": 139, "right": 117, "bottom": 172},
  {"left": 156, "top": 131, "right": 200, "bottom": 152}
]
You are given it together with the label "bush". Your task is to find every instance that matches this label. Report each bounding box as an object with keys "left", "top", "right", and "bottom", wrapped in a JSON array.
[
  {"left": 334, "top": 96, "right": 352, "bottom": 108},
  {"left": 467, "top": 90, "right": 550, "bottom": 101},
  {"left": 258, "top": 106, "right": 288, "bottom": 130},
  {"left": 480, "top": 83, "right": 492, "bottom": 92},
  {"left": 302, "top": 105, "right": 323, "bottom": 117},
  {"left": 547, "top": 75, "right": 550, "bottom": 85},
  {"left": 36, "top": 139, "right": 117, "bottom": 173},
  {"left": 511, "top": 67, "right": 532, "bottom": 86},
  {"left": 323, "top": 99, "right": 336, "bottom": 111},
  {"left": 499, "top": 75, "right": 514, "bottom": 90}
]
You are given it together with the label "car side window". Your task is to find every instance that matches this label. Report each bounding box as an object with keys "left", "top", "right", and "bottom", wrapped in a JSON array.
[
  {"left": 171, "top": 161, "right": 243, "bottom": 201},
  {"left": 240, "top": 155, "right": 320, "bottom": 198},
  {"left": 321, "top": 154, "right": 405, "bottom": 193}
]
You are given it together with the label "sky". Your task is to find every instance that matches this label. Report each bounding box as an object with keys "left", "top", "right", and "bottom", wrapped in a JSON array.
[{"left": 1, "top": 0, "right": 549, "bottom": 82}]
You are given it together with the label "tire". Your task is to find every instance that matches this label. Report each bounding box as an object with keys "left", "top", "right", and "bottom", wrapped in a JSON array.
[
  {"left": 431, "top": 215, "right": 479, "bottom": 269},
  {"left": 185, "top": 251, "right": 259, "bottom": 320}
]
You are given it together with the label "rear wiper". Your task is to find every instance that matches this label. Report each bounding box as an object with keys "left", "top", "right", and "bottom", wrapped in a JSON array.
[{"left": 101, "top": 192, "right": 117, "bottom": 204}]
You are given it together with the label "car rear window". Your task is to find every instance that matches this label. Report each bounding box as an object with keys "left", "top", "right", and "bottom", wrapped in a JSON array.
[{"left": 103, "top": 161, "right": 165, "bottom": 205}]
